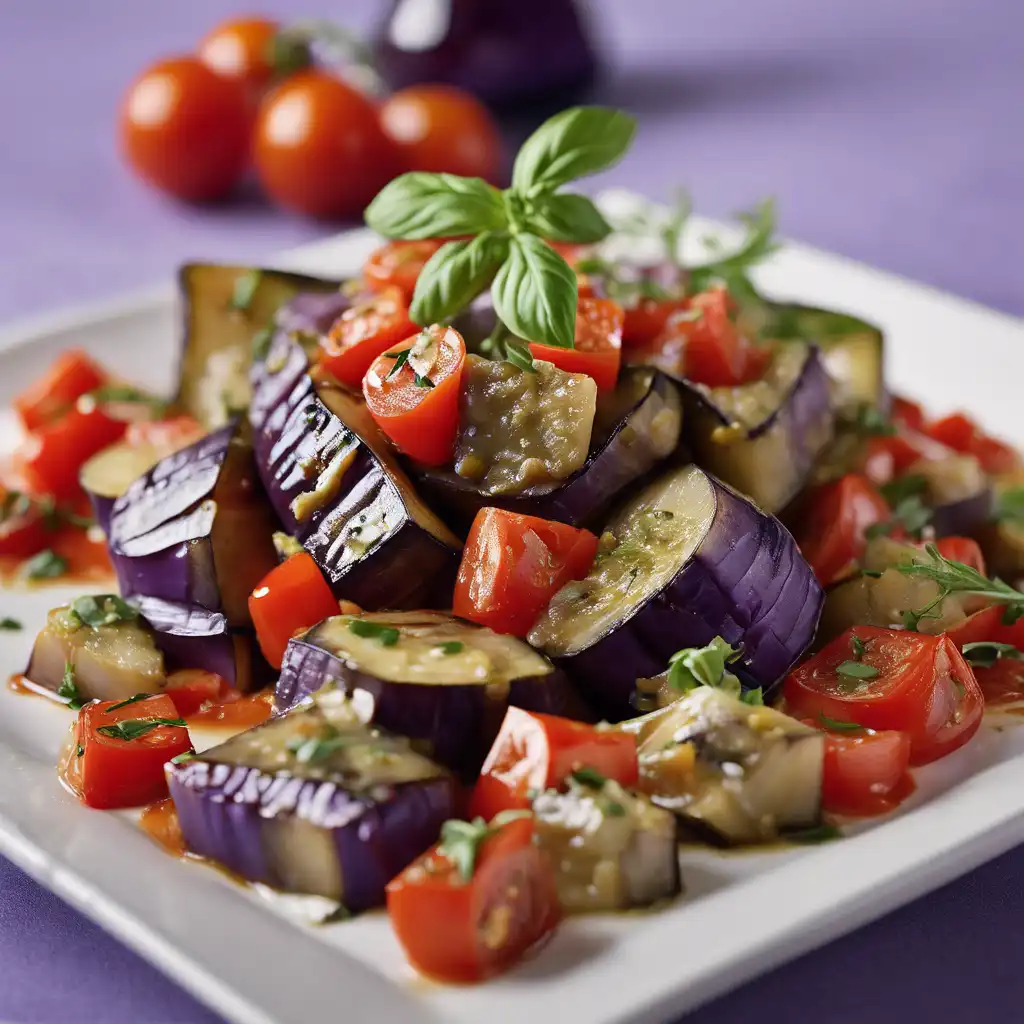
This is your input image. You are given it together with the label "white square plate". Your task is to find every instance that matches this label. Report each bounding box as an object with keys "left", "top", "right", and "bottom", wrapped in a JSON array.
[{"left": 1, "top": 219, "right": 1023, "bottom": 1024}]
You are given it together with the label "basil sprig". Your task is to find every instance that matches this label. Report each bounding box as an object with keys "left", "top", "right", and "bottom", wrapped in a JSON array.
[{"left": 365, "top": 106, "right": 637, "bottom": 351}]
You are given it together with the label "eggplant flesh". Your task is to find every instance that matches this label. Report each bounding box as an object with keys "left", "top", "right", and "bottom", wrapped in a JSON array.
[
  {"left": 412, "top": 367, "right": 682, "bottom": 531},
  {"left": 168, "top": 698, "right": 455, "bottom": 908},
  {"left": 533, "top": 779, "right": 680, "bottom": 911},
  {"left": 529, "top": 464, "right": 823, "bottom": 716},
  {"left": 677, "top": 343, "right": 835, "bottom": 513},
  {"left": 175, "top": 264, "right": 342, "bottom": 429},
  {"left": 907, "top": 455, "right": 992, "bottom": 538},
  {"left": 276, "top": 611, "right": 585, "bottom": 773},
  {"left": 26, "top": 606, "right": 165, "bottom": 703},
  {"left": 622, "top": 687, "right": 824, "bottom": 845}
]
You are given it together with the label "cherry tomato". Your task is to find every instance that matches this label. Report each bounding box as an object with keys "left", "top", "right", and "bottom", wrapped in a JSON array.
[
  {"left": 379, "top": 85, "right": 502, "bottom": 182},
  {"left": 971, "top": 658, "right": 1024, "bottom": 707},
  {"left": 453, "top": 508, "right": 599, "bottom": 637},
  {"left": 248, "top": 553, "right": 340, "bottom": 669},
  {"left": 529, "top": 297, "right": 624, "bottom": 392},
  {"left": 319, "top": 287, "right": 415, "bottom": 389},
  {"left": 61, "top": 695, "right": 191, "bottom": 810},
  {"left": 197, "top": 16, "right": 280, "bottom": 97},
  {"left": 120, "top": 57, "right": 250, "bottom": 202},
  {"left": 819, "top": 727, "right": 913, "bottom": 817},
  {"left": 387, "top": 816, "right": 560, "bottom": 984},
  {"left": 932, "top": 536, "right": 986, "bottom": 575},
  {"left": 890, "top": 395, "right": 926, "bottom": 433},
  {"left": 13, "top": 350, "right": 107, "bottom": 432},
  {"left": 0, "top": 490, "right": 48, "bottom": 559},
  {"left": 164, "top": 669, "right": 228, "bottom": 718},
  {"left": 946, "top": 604, "right": 1024, "bottom": 650},
  {"left": 795, "top": 474, "right": 892, "bottom": 586},
  {"left": 784, "top": 626, "right": 983, "bottom": 765},
  {"left": 865, "top": 428, "right": 951, "bottom": 484},
  {"left": 362, "top": 240, "right": 443, "bottom": 302},
  {"left": 14, "top": 403, "right": 127, "bottom": 501},
  {"left": 254, "top": 70, "right": 398, "bottom": 219},
  {"left": 362, "top": 324, "right": 466, "bottom": 466},
  {"left": 468, "top": 708, "right": 638, "bottom": 821},
  {"left": 925, "top": 412, "right": 1020, "bottom": 475}
]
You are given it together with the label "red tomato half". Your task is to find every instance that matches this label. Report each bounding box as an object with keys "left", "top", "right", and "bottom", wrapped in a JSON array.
[
  {"left": 164, "top": 669, "right": 228, "bottom": 717},
  {"left": 453, "top": 508, "right": 598, "bottom": 637},
  {"left": 932, "top": 536, "right": 986, "bottom": 575},
  {"left": 925, "top": 412, "right": 1020, "bottom": 475},
  {"left": 622, "top": 297, "right": 690, "bottom": 349},
  {"left": 469, "top": 708, "right": 638, "bottom": 821},
  {"left": 794, "top": 474, "right": 892, "bottom": 586},
  {"left": 14, "top": 350, "right": 107, "bottom": 432},
  {"left": 63, "top": 694, "right": 191, "bottom": 809},
  {"left": 890, "top": 395, "right": 926, "bottom": 433},
  {"left": 529, "top": 297, "right": 624, "bottom": 391},
  {"left": 946, "top": 604, "right": 1024, "bottom": 650},
  {"left": 784, "top": 626, "right": 983, "bottom": 765},
  {"left": 248, "top": 552, "right": 340, "bottom": 670},
  {"left": 387, "top": 816, "right": 560, "bottom": 984},
  {"left": 319, "top": 287, "right": 415, "bottom": 389},
  {"left": 362, "top": 240, "right": 443, "bottom": 302},
  {"left": 820, "top": 728, "right": 913, "bottom": 817},
  {"left": 363, "top": 324, "right": 466, "bottom": 466}
]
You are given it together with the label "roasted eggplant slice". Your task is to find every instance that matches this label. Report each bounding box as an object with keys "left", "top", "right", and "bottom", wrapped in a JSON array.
[
  {"left": 533, "top": 777, "right": 680, "bottom": 911},
  {"left": 622, "top": 686, "right": 824, "bottom": 845},
  {"left": 251, "top": 349, "right": 461, "bottom": 607},
  {"left": 275, "top": 611, "right": 586, "bottom": 773},
  {"left": 529, "top": 464, "right": 823, "bottom": 718},
  {"left": 907, "top": 454, "right": 992, "bottom": 537},
  {"left": 674, "top": 343, "right": 835, "bottom": 513},
  {"left": 412, "top": 367, "right": 682, "bottom": 531},
  {"left": 26, "top": 603, "right": 164, "bottom": 703},
  {"left": 168, "top": 697, "right": 455, "bottom": 909},
  {"left": 175, "top": 264, "right": 342, "bottom": 428},
  {"left": 107, "top": 421, "right": 278, "bottom": 627}
]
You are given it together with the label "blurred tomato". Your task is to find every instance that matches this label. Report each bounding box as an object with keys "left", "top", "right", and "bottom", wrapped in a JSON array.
[
  {"left": 198, "top": 17, "right": 281, "bottom": 98},
  {"left": 254, "top": 70, "right": 399, "bottom": 219},
  {"left": 379, "top": 85, "right": 502, "bottom": 182},
  {"left": 119, "top": 57, "right": 250, "bottom": 202}
]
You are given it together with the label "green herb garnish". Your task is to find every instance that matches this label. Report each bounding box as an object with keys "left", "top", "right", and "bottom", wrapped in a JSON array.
[
  {"left": 230, "top": 269, "right": 262, "bottom": 312},
  {"left": 0, "top": 618, "right": 21, "bottom": 631},
  {"left": 879, "top": 474, "right": 927, "bottom": 507},
  {"left": 740, "top": 687, "right": 764, "bottom": 706},
  {"left": 819, "top": 713, "right": 865, "bottom": 732},
  {"left": 413, "top": 374, "right": 435, "bottom": 389},
  {"left": 385, "top": 348, "right": 411, "bottom": 379},
  {"left": 687, "top": 199, "right": 779, "bottom": 302},
  {"left": 438, "top": 817, "right": 493, "bottom": 881},
  {"left": 96, "top": 718, "right": 186, "bottom": 741},
  {"left": 106, "top": 692, "right": 154, "bottom": 713},
  {"left": 787, "top": 824, "right": 843, "bottom": 845},
  {"left": 848, "top": 404, "right": 896, "bottom": 438},
  {"left": 570, "top": 766, "right": 607, "bottom": 788},
  {"left": 605, "top": 801, "right": 627, "bottom": 817},
  {"left": 962, "top": 641, "right": 1024, "bottom": 669},
  {"left": 835, "top": 661, "right": 879, "bottom": 681},
  {"left": 21, "top": 549, "right": 68, "bottom": 581},
  {"left": 850, "top": 634, "right": 867, "bottom": 659},
  {"left": 289, "top": 734, "right": 351, "bottom": 764},
  {"left": 666, "top": 636, "right": 743, "bottom": 696},
  {"left": 88, "top": 385, "right": 168, "bottom": 414},
  {"left": 503, "top": 338, "right": 538, "bottom": 373},
  {"left": 865, "top": 495, "right": 932, "bottom": 541},
  {"left": 435, "top": 641, "right": 464, "bottom": 655},
  {"left": 76, "top": 744, "right": 84, "bottom": 758},
  {"left": 170, "top": 751, "right": 195, "bottom": 765},
  {"left": 251, "top": 326, "right": 274, "bottom": 361},
  {"left": 69, "top": 594, "right": 139, "bottom": 629},
  {"left": 58, "top": 662, "right": 86, "bottom": 710},
  {"left": 993, "top": 487, "right": 1024, "bottom": 524},
  {"left": 347, "top": 619, "right": 400, "bottom": 646}
]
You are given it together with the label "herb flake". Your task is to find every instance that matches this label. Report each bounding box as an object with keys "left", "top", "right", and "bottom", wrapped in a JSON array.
[
  {"left": 96, "top": 718, "right": 186, "bottom": 741},
  {"left": 435, "top": 641, "right": 464, "bottom": 655},
  {"left": 69, "top": 594, "right": 139, "bottom": 629},
  {"left": 58, "top": 662, "right": 86, "bottom": 710},
  {"left": 835, "top": 660, "right": 879, "bottom": 681},
  {"left": 570, "top": 766, "right": 607, "bottom": 788},
  {"left": 21, "top": 549, "right": 68, "bottom": 581},
  {"left": 819, "top": 713, "right": 865, "bottom": 732},
  {"left": 962, "top": 641, "right": 1023, "bottom": 669},
  {"left": 0, "top": 618, "right": 21, "bottom": 631},
  {"left": 230, "top": 269, "right": 262, "bottom": 312},
  {"left": 347, "top": 619, "right": 400, "bottom": 647}
]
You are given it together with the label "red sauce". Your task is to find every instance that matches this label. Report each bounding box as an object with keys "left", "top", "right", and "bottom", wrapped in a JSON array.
[
  {"left": 837, "top": 772, "right": 917, "bottom": 818},
  {"left": 140, "top": 798, "right": 187, "bottom": 857},
  {"left": 187, "top": 688, "right": 274, "bottom": 729}
]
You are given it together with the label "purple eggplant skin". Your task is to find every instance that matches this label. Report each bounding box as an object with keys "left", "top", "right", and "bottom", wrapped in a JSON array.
[
  {"left": 372, "top": 0, "right": 599, "bottom": 111},
  {"left": 930, "top": 486, "right": 993, "bottom": 538},
  {"left": 274, "top": 616, "right": 591, "bottom": 774},
  {"left": 107, "top": 421, "right": 279, "bottom": 627},
  {"left": 675, "top": 343, "right": 835, "bottom": 514},
  {"left": 529, "top": 465, "right": 824, "bottom": 720},
  {"left": 167, "top": 708, "right": 456, "bottom": 910},
  {"left": 411, "top": 368, "right": 683, "bottom": 533},
  {"left": 134, "top": 595, "right": 271, "bottom": 692}
]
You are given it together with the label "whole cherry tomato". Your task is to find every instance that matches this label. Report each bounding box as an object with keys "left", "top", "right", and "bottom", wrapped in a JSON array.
[
  {"left": 197, "top": 16, "right": 282, "bottom": 98},
  {"left": 254, "top": 70, "right": 399, "bottom": 219},
  {"left": 379, "top": 85, "right": 502, "bottom": 182},
  {"left": 119, "top": 57, "right": 251, "bottom": 202}
]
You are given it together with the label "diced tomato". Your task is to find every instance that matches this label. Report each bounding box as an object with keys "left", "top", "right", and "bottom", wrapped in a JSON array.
[
  {"left": 387, "top": 815, "right": 560, "bottom": 984},
  {"left": 890, "top": 395, "right": 925, "bottom": 433},
  {"left": 862, "top": 427, "right": 951, "bottom": 484},
  {"left": 453, "top": 508, "right": 599, "bottom": 637},
  {"left": 545, "top": 241, "right": 589, "bottom": 266},
  {"left": 362, "top": 324, "right": 466, "bottom": 466},
  {"left": 124, "top": 415, "right": 204, "bottom": 450},
  {"left": 14, "top": 403, "right": 127, "bottom": 501},
  {"left": 925, "top": 412, "right": 1020, "bottom": 475},
  {"left": 14, "top": 350, "right": 107, "bottom": 431},
  {"left": 0, "top": 489, "right": 49, "bottom": 559},
  {"left": 622, "top": 297, "right": 690, "bottom": 349},
  {"left": 819, "top": 727, "right": 913, "bottom": 817},
  {"left": 794, "top": 474, "right": 892, "bottom": 586},
  {"left": 946, "top": 604, "right": 1024, "bottom": 650},
  {"left": 972, "top": 658, "right": 1024, "bottom": 707},
  {"left": 784, "top": 626, "right": 983, "bottom": 765},
  {"left": 319, "top": 286, "right": 416, "bottom": 390},
  {"left": 61, "top": 694, "right": 191, "bottom": 809},
  {"left": 528, "top": 296, "right": 623, "bottom": 391},
  {"left": 468, "top": 707, "right": 638, "bottom": 821},
  {"left": 164, "top": 669, "right": 228, "bottom": 717},
  {"left": 248, "top": 552, "right": 339, "bottom": 669},
  {"left": 362, "top": 240, "right": 443, "bottom": 301},
  {"left": 932, "top": 536, "right": 986, "bottom": 575}
]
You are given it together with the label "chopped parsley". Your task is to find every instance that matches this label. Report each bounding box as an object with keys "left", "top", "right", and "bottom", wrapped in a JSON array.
[
  {"left": 993, "top": 487, "right": 1024, "bottom": 524},
  {"left": 57, "top": 662, "right": 86, "bottom": 710},
  {"left": 962, "top": 641, "right": 1023, "bottom": 669},
  {"left": 848, "top": 404, "right": 896, "bottom": 438},
  {"left": 106, "top": 692, "right": 154, "bottom": 713},
  {"left": 170, "top": 751, "right": 196, "bottom": 765},
  {"left": 413, "top": 374, "right": 435, "bottom": 389},
  {"left": 879, "top": 474, "right": 927, "bottom": 507},
  {"left": 76, "top": 745, "right": 84, "bottom": 758},
  {"left": 88, "top": 385, "right": 168, "bottom": 414},
  {"left": 69, "top": 594, "right": 139, "bottom": 629},
  {"left": 385, "top": 349, "right": 411, "bottom": 379},
  {"left": 865, "top": 495, "right": 932, "bottom": 540},
  {"left": 288, "top": 733, "right": 351, "bottom": 764},
  {"left": 96, "top": 718, "right": 186, "bottom": 741},
  {"left": 786, "top": 824, "right": 843, "bottom": 844},
  {"left": 819, "top": 713, "right": 865, "bottom": 732},
  {"left": 230, "top": 269, "right": 262, "bottom": 312},
  {"left": 434, "top": 641, "right": 464, "bottom": 655},
  {"left": 0, "top": 618, "right": 21, "bottom": 631},
  {"left": 850, "top": 634, "right": 867, "bottom": 659},
  {"left": 666, "top": 636, "right": 743, "bottom": 695},
  {"left": 251, "top": 326, "right": 274, "bottom": 361},
  {"left": 570, "top": 766, "right": 608, "bottom": 788},
  {"left": 21, "top": 549, "right": 68, "bottom": 581},
  {"left": 347, "top": 619, "right": 400, "bottom": 646},
  {"left": 740, "top": 687, "right": 764, "bottom": 705},
  {"left": 835, "top": 661, "right": 879, "bottom": 681}
]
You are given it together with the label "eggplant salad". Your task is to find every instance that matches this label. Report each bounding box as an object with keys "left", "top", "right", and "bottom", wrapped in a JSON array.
[{"left": 6, "top": 106, "right": 1024, "bottom": 986}]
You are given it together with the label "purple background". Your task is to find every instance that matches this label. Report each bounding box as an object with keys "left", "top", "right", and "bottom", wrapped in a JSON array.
[{"left": 1, "top": 0, "right": 1022, "bottom": 1020}]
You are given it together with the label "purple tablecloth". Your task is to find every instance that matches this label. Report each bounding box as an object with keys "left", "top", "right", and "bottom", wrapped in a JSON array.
[{"left": 1, "top": 0, "right": 1022, "bottom": 1021}]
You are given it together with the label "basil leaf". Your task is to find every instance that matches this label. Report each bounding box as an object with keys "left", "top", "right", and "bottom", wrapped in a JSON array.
[
  {"left": 21, "top": 549, "right": 68, "bottom": 581},
  {"left": 504, "top": 338, "right": 537, "bottom": 373},
  {"left": 70, "top": 594, "right": 139, "bottom": 629},
  {"left": 836, "top": 660, "right": 879, "bottom": 680},
  {"left": 525, "top": 193, "right": 611, "bottom": 243},
  {"left": 512, "top": 107, "right": 637, "bottom": 197},
  {"left": 492, "top": 233, "right": 578, "bottom": 349},
  {"left": 365, "top": 173, "right": 506, "bottom": 240},
  {"left": 409, "top": 233, "right": 508, "bottom": 325}
]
